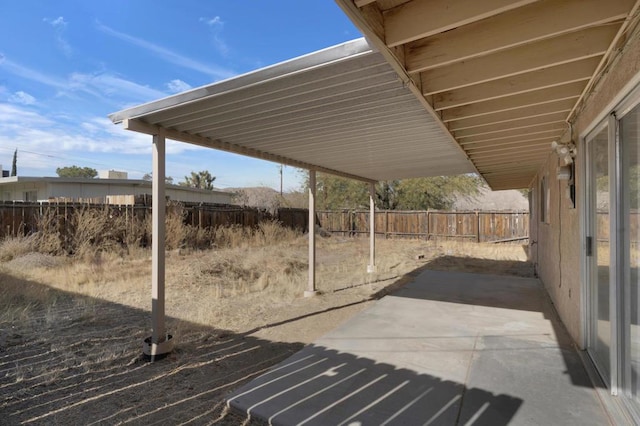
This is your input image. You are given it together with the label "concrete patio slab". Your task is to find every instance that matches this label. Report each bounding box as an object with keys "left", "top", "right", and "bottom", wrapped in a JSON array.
[{"left": 227, "top": 270, "right": 612, "bottom": 425}]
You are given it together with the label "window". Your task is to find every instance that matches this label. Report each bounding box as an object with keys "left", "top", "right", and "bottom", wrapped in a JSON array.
[{"left": 23, "top": 190, "right": 37, "bottom": 202}]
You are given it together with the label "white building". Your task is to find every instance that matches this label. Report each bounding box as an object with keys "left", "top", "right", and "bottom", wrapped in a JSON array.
[{"left": 0, "top": 176, "right": 233, "bottom": 205}]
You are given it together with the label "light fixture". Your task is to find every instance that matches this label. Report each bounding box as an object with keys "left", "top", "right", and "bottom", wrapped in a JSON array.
[{"left": 551, "top": 140, "right": 577, "bottom": 165}]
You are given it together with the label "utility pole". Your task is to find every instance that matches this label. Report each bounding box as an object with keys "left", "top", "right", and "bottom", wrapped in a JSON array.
[{"left": 279, "top": 164, "right": 283, "bottom": 196}]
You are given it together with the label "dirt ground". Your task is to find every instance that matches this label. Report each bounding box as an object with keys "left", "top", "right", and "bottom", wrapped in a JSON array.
[{"left": 0, "top": 238, "right": 532, "bottom": 425}]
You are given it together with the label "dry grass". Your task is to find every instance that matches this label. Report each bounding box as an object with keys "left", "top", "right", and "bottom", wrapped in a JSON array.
[
  {"left": 0, "top": 220, "right": 532, "bottom": 424},
  {"left": 0, "top": 228, "right": 531, "bottom": 336}
]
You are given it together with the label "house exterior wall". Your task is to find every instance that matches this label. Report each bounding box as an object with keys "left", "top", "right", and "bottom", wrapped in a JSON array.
[
  {"left": 0, "top": 178, "right": 233, "bottom": 205},
  {"left": 0, "top": 181, "right": 46, "bottom": 202},
  {"left": 531, "top": 153, "right": 583, "bottom": 344},
  {"left": 531, "top": 25, "right": 640, "bottom": 346}
]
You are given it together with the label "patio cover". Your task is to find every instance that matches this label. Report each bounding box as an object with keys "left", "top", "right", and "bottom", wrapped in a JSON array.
[
  {"left": 337, "top": 0, "right": 640, "bottom": 189},
  {"left": 109, "top": 38, "right": 476, "bottom": 184}
]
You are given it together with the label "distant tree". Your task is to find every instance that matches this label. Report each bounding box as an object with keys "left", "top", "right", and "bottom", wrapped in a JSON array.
[
  {"left": 302, "top": 172, "right": 482, "bottom": 210},
  {"left": 301, "top": 172, "right": 368, "bottom": 210},
  {"left": 10, "top": 149, "right": 17, "bottom": 176},
  {"left": 55, "top": 165, "right": 98, "bottom": 178},
  {"left": 142, "top": 172, "right": 173, "bottom": 184},
  {"left": 394, "top": 175, "right": 482, "bottom": 210},
  {"left": 376, "top": 180, "right": 400, "bottom": 209},
  {"left": 179, "top": 170, "right": 216, "bottom": 190}
]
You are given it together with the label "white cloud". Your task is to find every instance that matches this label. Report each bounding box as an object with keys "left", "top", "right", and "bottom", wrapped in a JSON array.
[
  {"left": 199, "top": 16, "right": 229, "bottom": 56},
  {"left": 166, "top": 79, "right": 191, "bottom": 93},
  {"left": 95, "top": 21, "right": 234, "bottom": 79},
  {"left": 200, "top": 16, "right": 223, "bottom": 27},
  {"left": 8, "top": 91, "right": 36, "bottom": 105},
  {"left": 0, "top": 55, "right": 68, "bottom": 90},
  {"left": 0, "top": 56, "right": 168, "bottom": 105},
  {"left": 0, "top": 104, "right": 205, "bottom": 163},
  {"left": 70, "top": 72, "right": 167, "bottom": 102},
  {"left": 43, "top": 16, "right": 72, "bottom": 57}
]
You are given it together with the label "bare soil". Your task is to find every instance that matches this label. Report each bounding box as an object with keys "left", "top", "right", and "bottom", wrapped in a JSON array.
[{"left": 0, "top": 238, "right": 532, "bottom": 425}]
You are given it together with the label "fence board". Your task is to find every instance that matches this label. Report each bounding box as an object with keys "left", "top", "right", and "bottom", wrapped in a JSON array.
[
  {"left": 317, "top": 210, "right": 529, "bottom": 242},
  {"left": 0, "top": 201, "right": 310, "bottom": 239},
  {"left": 1, "top": 201, "right": 531, "bottom": 244}
]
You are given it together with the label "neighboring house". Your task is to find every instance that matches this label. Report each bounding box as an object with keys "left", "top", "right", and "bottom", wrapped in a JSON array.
[{"left": 0, "top": 176, "right": 233, "bottom": 205}]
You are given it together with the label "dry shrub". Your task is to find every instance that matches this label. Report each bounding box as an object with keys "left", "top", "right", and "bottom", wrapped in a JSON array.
[
  {"left": 165, "top": 202, "right": 187, "bottom": 250},
  {"left": 0, "top": 235, "right": 36, "bottom": 262},
  {"left": 212, "top": 224, "right": 252, "bottom": 249},
  {"left": 68, "top": 207, "right": 127, "bottom": 258},
  {"left": 33, "top": 207, "right": 65, "bottom": 255},
  {"left": 256, "top": 220, "right": 298, "bottom": 245},
  {"left": 2, "top": 202, "right": 302, "bottom": 262}
]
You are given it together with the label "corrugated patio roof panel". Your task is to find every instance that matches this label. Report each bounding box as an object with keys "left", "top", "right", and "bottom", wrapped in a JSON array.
[{"left": 109, "top": 38, "right": 476, "bottom": 182}]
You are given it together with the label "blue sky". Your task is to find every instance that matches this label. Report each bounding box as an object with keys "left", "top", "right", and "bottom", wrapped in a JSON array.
[{"left": 0, "top": 1, "right": 360, "bottom": 190}]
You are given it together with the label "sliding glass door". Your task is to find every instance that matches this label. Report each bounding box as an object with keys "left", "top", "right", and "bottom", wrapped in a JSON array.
[
  {"left": 586, "top": 97, "right": 640, "bottom": 419},
  {"left": 586, "top": 123, "right": 612, "bottom": 384},
  {"left": 620, "top": 103, "right": 640, "bottom": 416}
]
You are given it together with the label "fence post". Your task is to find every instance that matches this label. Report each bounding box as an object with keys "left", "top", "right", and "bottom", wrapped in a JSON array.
[
  {"left": 385, "top": 210, "right": 389, "bottom": 239},
  {"left": 476, "top": 211, "right": 480, "bottom": 243},
  {"left": 426, "top": 211, "right": 430, "bottom": 240}
]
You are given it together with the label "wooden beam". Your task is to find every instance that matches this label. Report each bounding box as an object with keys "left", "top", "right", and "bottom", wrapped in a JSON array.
[
  {"left": 462, "top": 134, "right": 558, "bottom": 149},
  {"left": 384, "top": 0, "right": 538, "bottom": 47},
  {"left": 420, "top": 25, "right": 618, "bottom": 94},
  {"left": 482, "top": 165, "right": 541, "bottom": 173},
  {"left": 406, "top": 0, "right": 632, "bottom": 71},
  {"left": 441, "top": 81, "right": 585, "bottom": 122},
  {"left": 335, "top": 0, "right": 486, "bottom": 182},
  {"left": 447, "top": 99, "right": 576, "bottom": 131},
  {"left": 488, "top": 180, "right": 534, "bottom": 190},
  {"left": 433, "top": 57, "right": 599, "bottom": 110},
  {"left": 464, "top": 138, "right": 556, "bottom": 154},
  {"left": 355, "top": 0, "right": 377, "bottom": 7},
  {"left": 453, "top": 112, "right": 567, "bottom": 139},
  {"left": 123, "top": 119, "right": 376, "bottom": 183},
  {"left": 458, "top": 123, "right": 566, "bottom": 144},
  {"left": 471, "top": 150, "right": 550, "bottom": 164},
  {"left": 483, "top": 166, "right": 540, "bottom": 174},
  {"left": 474, "top": 159, "right": 548, "bottom": 172}
]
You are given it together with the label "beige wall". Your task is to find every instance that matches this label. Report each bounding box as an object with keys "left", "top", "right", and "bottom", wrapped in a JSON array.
[
  {"left": 531, "top": 153, "right": 583, "bottom": 344},
  {"left": 532, "top": 25, "right": 640, "bottom": 346}
]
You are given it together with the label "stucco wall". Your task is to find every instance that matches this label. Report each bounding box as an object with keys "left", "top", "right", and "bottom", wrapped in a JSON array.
[
  {"left": 532, "top": 153, "right": 583, "bottom": 344},
  {"left": 532, "top": 25, "right": 640, "bottom": 347}
]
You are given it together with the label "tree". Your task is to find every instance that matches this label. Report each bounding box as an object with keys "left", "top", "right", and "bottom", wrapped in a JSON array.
[
  {"left": 142, "top": 172, "right": 174, "bottom": 184},
  {"left": 56, "top": 165, "right": 98, "bottom": 178},
  {"left": 10, "top": 149, "right": 17, "bottom": 176},
  {"left": 302, "top": 172, "right": 482, "bottom": 211},
  {"left": 179, "top": 170, "right": 216, "bottom": 190},
  {"left": 394, "top": 175, "right": 481, "bottom": 210}
]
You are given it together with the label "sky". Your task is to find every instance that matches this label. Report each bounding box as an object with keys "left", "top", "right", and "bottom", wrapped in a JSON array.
[{"left": 0, "top": 1, "right": 360, "bottom": 190}]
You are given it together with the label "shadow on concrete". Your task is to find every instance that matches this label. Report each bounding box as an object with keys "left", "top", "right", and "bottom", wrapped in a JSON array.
[
  {"left": 391, "top": 257, "right": 597, "bottom": 390},
  {"left": 228, "top": 344, "right": 522, "bottom": 425},
  {"left": 229, "top": 256, "right": 610, "bottom": 425}
]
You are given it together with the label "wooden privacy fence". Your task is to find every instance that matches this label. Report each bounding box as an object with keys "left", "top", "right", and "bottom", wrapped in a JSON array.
[
  {"left": 317, "top": 210, "right": 529, "bottom": 243},
  {"left": 1, "top": 201, "right": 528, "bottom": 243},
  {"left": 0, "top": 201, "right": 309, "bottom": 239}
]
